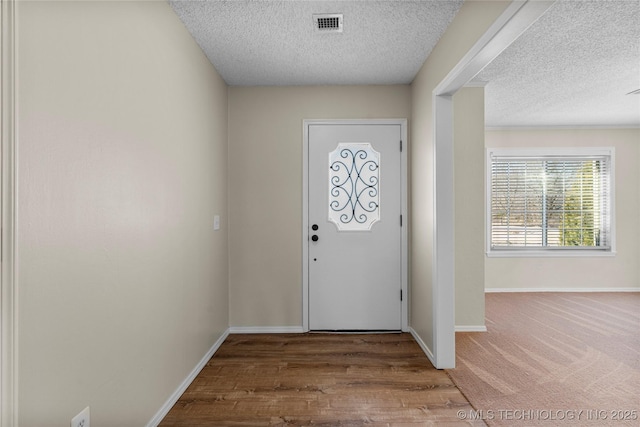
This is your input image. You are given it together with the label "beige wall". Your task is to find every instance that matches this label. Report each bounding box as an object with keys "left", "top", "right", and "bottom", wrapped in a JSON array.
[
  {"left": 228, "top": 86, "right": 411, "bottom": 327},
  {"left": 410, "top": 1, "right": 510, "bottom": 353},
  {"left": 16, "top": 1, "right": 229, "bottom": 425},
  {"left": 453, "top": 87, "right": 486, "bottom": 328},
  {"left": 485, "top": 128, "right": 640, "bottom": 290}
]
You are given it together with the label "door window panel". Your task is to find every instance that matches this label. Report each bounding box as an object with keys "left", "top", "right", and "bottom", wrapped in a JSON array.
[{"left": 328, "top": 142, "right": 380, "bottom": 231}]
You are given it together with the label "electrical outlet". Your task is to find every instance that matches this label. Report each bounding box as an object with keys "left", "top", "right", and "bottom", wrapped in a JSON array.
[{"left": 71, "top": 406, "right": 90, "bottom": 427}]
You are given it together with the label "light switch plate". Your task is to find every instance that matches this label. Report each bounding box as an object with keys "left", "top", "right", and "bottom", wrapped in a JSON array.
[
  {"left": 71, "top": 406, "right": 90, "bottom": 427},
  {"left": 214, "top": 215, "right": 220, "bottom": 231}
]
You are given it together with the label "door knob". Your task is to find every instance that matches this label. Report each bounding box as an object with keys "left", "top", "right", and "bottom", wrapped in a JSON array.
[{"left": 311, "top": 235, "right": 319, "bottom": 242}]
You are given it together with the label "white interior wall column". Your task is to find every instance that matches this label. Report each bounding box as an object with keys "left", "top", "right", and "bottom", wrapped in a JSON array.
[{"left": 1, "top": 0, "right": 18, "bottom": 425}]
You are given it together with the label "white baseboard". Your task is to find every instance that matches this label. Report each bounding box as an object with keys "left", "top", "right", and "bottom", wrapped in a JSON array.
[
  {"left": 486, "top": 287, "right": 640, "bottom": 293},
  {"left": 228, "top": 326, "right": 305, "bottom": 334},
  {"left": 408, "top": 327, "right": 437, "bottom": 368},
  {"left": 146, "top": 328, "right": 230, "bottom": 427},
  {"left": 455, "top": 325, "right": 487, "bottom": 332}
]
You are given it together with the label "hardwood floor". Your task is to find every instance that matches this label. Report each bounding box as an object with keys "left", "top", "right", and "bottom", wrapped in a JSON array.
[
  {"left": 448, "top": 293, "right": 640, "bottom": 426},
  {"left": 159, "top": 333, "right": 483, "bottom": 426}
]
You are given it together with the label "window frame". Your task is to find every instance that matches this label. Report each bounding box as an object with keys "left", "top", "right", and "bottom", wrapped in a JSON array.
[{"left": 485, "top": 147, "right": 616, "bottom": 258}]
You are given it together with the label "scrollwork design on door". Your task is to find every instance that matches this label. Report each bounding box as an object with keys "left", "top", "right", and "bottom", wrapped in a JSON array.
[{"left": 328, "top": 143, "right": 380, "bottom": 231}]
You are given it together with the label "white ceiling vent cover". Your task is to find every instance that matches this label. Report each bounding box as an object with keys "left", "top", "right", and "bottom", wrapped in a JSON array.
[{"left": 313, "top": 14, "right": 343, "bottom": 33}]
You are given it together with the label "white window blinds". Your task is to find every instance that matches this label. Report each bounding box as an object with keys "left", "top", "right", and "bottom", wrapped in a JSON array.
[{"left": 489, "top": 152, "right": 612, "bottom": 251}]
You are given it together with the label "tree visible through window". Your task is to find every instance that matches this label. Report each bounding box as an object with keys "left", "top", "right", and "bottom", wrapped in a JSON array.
[{"left": 488, "top": 148, "right": 613, "bottom": 252}]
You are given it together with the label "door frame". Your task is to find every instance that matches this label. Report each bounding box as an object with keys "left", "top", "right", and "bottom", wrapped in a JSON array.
[
  {"left": 302, "top": 119, "right": 408, "bottom": 332},
  {"left": 428, "top": 0, "right": 556, "bottom": 368}
]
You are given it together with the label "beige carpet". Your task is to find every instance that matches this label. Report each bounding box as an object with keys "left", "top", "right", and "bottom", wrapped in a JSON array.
[{"left": 447, "top": 292, "right": 640, "bottom": 426}]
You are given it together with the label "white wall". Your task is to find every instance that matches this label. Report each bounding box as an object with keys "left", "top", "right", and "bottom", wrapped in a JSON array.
[
  {"left": 485, "top": 128, "right": 640, "bottom": 290},
  {"left": 15, "top": 1, "right": 229, "bottom": 425},
  {"left": 410, "top": 1, "right": 510, "bottom": 355},
  {"left": 227, "top": 86, "right": 411, "bottom": 327}
]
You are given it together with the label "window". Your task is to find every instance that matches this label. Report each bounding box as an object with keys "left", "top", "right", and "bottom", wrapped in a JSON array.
[
  {"left": 486, "top": 148, "right": 614, "bottom": 256},
  {"left": 328, "top": 142, "right": 380, "bottom": 231}
]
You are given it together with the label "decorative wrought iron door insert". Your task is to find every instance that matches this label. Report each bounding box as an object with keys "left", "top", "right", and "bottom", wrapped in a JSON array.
[{"left": 328, "top": 143, "right": 380, "bottom": 231}]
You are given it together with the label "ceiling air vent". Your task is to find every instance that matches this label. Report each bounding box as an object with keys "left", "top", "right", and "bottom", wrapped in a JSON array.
[{"left": 313, "top": 14, "right": 343, "bottom": 33}]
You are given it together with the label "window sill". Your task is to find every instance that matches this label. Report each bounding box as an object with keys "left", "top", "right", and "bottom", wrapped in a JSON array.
[{"left": 486, "top": 250, "right": 616, "bottom": 258}]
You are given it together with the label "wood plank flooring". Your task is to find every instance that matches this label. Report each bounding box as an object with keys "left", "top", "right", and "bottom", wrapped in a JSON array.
[
  {"left": 159, "top": 333, "right": 483, "bottom": 426},
  {"left": 448, "top": 292, "right": 640, "bottom": 426}
]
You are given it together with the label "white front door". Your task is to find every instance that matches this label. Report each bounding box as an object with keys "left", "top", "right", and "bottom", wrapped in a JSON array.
[{"left": 307, "top": 123, "right": 403, "bottom": 331}]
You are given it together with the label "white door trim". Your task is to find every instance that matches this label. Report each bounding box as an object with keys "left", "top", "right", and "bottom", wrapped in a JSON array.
[
  {"left": 1, "top": 0, "right": 18, "bottom": 425},
  {"left": 430, "top": 0, "right": 555, "bottom": 368},
  {"left": 302, "top": 119, "right": 408, "bottom": 332}
]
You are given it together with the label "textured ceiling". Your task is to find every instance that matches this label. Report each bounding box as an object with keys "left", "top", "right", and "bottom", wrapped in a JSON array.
[
  {"left": 170, "top": 0, "right": 640, "bottom": 128},
  {"left": 475, "top": 0, "right": 640, "bottom": 128},
  {"left": 169, "top": 0, "right": 463, "bottom": 86}
]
